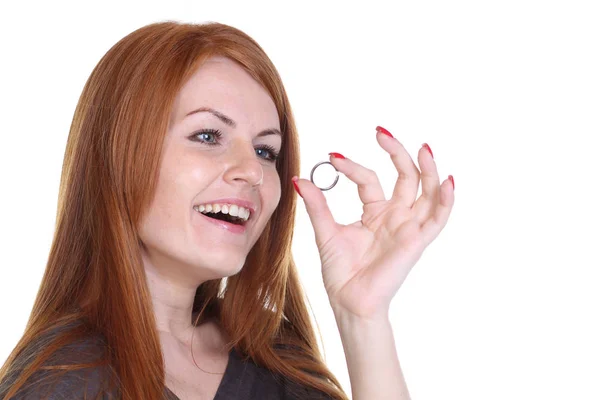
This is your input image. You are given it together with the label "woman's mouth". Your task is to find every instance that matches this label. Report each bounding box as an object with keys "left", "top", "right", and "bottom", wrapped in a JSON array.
[{"left": 193, "top": 203, "right": 250, "bottom": 227}]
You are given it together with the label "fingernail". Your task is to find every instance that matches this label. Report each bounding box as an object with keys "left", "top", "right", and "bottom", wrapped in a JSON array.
[
  {"left": 448, "top": 175, "right": 455, "bottom": 190},
  {"left": 328, "top": 152, "right": 346, "bottom": 159},
  {"left": 422, "top": 143, "right": 434, "bottom": 159},
  {"left": 292, "top": 176, "right": 303, "bottom": 198},
  {"left": 376, "top": 126, "right": 394, "bottom": 138}
]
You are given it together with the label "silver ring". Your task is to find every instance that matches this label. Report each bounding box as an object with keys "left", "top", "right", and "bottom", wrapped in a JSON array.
[{"left": 310, "top": 161, "right": 339, "bottom": 191}]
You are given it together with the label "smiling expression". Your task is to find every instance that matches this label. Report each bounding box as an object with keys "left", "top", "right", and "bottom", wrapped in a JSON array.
[{"left": 137, "top": 56, "right": 282, "bottom": 283}]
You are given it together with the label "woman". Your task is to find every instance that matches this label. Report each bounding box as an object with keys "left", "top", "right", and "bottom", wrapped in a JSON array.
[{"left": 0, "top": 21, "right": 454, "bottom": 399}]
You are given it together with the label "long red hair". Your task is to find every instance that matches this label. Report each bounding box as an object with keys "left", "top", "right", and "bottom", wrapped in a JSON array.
[{"left": 0, "top": 21, "right": 348, "bottom": 400}]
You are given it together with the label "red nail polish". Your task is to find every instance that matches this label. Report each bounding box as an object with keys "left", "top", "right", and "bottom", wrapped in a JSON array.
[
  {"left": 328, "top": 152, "right": 346, "bottom": 159},
  {"left": 448, "top": 175, "right": 455, "bottom": 190},
  {"left": 292, "top": 176, "right": 303, "bottom": 198},
  {"left": 376, "top": 126, "right": 394, "bottom": 138},
  {"left": 422, "top": 143, "right": 434, "bottom": 159}
]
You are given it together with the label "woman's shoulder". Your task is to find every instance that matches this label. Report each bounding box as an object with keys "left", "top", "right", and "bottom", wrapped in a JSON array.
[
  {"left": 0, "top": 327, "right": 117, "bottom": 399},
  {"left": 5, "top": 363, "right": 116, "bottom": 400}
]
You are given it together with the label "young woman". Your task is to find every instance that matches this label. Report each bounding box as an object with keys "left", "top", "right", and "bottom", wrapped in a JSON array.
[{"left": 0, "top": 21, "right": 455, "bottom": 400}]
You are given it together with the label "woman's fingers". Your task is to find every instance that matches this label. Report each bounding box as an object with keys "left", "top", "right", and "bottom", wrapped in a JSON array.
[
  {"left": 327, "top": 153, "right": 386, "bottom": 205},
  {"left": 413, "top": 143, "right": 441, "bottom": 223},
  {"left": 375, "top": 127, "right": 421, "bottom": 208},
  {"left": 292, "top": 176, "right": 338, "bottom": 245},
  {"left": 421, "top": 178, "right": 455, "bottom": 245}
]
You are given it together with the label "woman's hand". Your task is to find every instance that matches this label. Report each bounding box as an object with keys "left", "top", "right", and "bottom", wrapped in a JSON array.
[{"left": 293, "top": 126, "right": 455, "bottom": 320}]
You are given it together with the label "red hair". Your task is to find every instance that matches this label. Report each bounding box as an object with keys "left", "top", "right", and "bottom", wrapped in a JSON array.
[{"left": 0, "top": 21, "right": 348, "bottom": 400}]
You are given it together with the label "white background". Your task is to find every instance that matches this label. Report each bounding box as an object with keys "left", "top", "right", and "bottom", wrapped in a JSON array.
[{"left": 1, "top": 1, "right": 599, "bottom": 399}]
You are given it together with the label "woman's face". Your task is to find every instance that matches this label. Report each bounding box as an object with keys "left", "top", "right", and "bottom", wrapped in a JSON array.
[{"left": 138, "top": 56, "right": 282, "bottom": 283}]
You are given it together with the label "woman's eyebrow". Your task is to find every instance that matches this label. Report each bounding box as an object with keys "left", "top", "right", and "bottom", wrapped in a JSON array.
[{"left": 185, "top": 106, "right": 282, "bottom": 138}]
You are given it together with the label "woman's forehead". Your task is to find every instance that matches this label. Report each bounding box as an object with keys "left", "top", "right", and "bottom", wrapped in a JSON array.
[{"left": 171, "top": 59, "right": 279, "bottom": 129}]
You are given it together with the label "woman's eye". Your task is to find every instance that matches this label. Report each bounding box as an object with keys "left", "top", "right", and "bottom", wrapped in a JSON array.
[
  {"left": 256, "top": 146, "right": 280, "bottom": 162},
  {"left": 190, "top": 129, "right": 280, "bottom": 163},
  {"left": 193, "top": 129, "right": 221, "bottom": 144},
  {"left": 198, "top": 133, "right": 214, "bottom": 142}
]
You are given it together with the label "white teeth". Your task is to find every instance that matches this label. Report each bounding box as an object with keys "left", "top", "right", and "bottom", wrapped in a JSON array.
[{"left": 193, "top": 203, "right": 251, "bottom": 222}]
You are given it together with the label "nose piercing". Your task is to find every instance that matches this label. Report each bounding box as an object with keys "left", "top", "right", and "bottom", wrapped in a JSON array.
[
  {"left": 254, "top": 170, "right": 264, "bottom": 186},
  {"left": 310, "top": 161, "right": 339, "bottom": 191}
]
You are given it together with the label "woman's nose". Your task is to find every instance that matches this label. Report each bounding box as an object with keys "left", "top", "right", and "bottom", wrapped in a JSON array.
[{"left": 222, "top": 141, "right": 263, "bottom": 187}]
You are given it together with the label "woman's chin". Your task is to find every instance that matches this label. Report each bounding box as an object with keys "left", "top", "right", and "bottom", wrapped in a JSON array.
[{"left": 188, "top": 255, "right": 246, "bottom": 280}]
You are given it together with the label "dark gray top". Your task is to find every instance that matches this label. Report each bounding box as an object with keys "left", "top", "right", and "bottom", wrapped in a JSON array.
[
  {"left": 1, "top": 333, "right": 333, "bottom": 399},
  {"left": 165, "top": 346, "right": 332, "bottom": 400}
]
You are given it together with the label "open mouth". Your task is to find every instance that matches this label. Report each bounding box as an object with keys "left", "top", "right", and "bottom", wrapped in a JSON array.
[
  {"left": 193, "top": 204, "right": 251, "bottom": 227},
  {"left": 202, "top": 212, "right": 247, "bottom": 226}
]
